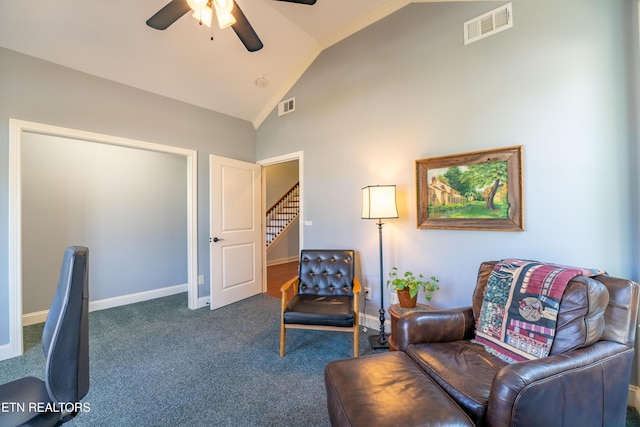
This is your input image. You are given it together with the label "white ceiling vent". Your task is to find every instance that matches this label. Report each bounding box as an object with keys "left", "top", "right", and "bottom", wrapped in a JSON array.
[
  {"left": 278, "top": 97, "right": 295, "bottom": 117},
  {"left": 464, "top": 3, "right": 512, "bottom": 45}
]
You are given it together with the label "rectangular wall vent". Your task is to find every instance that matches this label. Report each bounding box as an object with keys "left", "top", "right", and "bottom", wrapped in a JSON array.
[
  {"left": 464, "top": 3, "right": 512, "bottom": 45},
  {"left": 278, "top": 97, "right": 295, "bottom": 117}
]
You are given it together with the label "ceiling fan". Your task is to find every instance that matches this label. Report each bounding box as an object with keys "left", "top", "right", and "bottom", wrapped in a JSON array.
[{"left": 146, "top": 0, "right": 317, "bottom": 52}]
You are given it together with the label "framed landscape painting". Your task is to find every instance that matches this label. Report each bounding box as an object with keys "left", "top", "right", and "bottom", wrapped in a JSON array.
[{"left": 416, "top": 145, "right": 524, "bottom": 231}]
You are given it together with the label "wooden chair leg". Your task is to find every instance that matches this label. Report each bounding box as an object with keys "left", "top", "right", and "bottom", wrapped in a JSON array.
[
  {"left": 280, "top": 289, "right": 288, "bottom": 357},
  {"left": 353, "top": 327, "right": 359, "bottom": 358}
]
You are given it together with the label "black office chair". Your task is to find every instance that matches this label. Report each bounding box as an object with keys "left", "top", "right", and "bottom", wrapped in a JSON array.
[
  {"left": 280, "top": 249, "right": 360, "bottom": 357},
  {"left": 0, "top": 246, "right": 89, "bottom": 427}
]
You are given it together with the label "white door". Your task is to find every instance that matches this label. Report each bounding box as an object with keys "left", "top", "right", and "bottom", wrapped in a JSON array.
[{"left": 209, "top": 155, "right": 262, "bottom": 309}]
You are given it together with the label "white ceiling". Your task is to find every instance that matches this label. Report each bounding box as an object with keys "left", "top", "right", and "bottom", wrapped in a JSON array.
[{"left": 0, "top": 0, "right": 488, "bottom": 128}]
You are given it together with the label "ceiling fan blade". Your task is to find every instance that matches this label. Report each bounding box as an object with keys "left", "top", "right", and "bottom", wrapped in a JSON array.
[
  {"left": 231, "top": 2, "right": 264, "bottom": 52},
  {"left": 274, "top": 0, "right": 317, "bottom": 4},
  {"left": 146, "top": 0, "right": 192, "bottom": 30}
]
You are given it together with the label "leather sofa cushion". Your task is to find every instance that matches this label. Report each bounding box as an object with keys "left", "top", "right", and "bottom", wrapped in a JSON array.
[
  {"left": 325, "top": 351, "right": 475, "bottom": 427},
  {"left": 283, "top": 294, "right": 354, "bottom": 327},
  {"left": 406, "top": 340, "right": 507, "bottom": 425}
]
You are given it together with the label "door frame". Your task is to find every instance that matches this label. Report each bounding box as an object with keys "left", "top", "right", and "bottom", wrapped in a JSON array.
[
  {"left": 4, "top": 119, "right": 198, "bottom": 360},
  {"left": 257, "top": 151, "right": 304, "bottom": 292}
]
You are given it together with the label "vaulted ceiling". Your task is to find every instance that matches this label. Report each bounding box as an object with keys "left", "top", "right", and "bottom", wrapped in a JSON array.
[{"left": 0, "top": 0, "right": 488, "bottom": 128}]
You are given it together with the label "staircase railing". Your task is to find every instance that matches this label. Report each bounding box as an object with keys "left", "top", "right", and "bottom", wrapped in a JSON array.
[{"left": 266, "top": 182, "right": 299, "bottom": 248}]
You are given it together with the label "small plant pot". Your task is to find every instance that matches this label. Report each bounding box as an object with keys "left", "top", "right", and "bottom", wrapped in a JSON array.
[{"left": 397, "top": 288, "right": 417, "bottom": 308}]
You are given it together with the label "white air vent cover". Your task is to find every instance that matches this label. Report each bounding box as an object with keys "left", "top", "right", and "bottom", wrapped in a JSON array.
[
  {"left": 464, "top": 3, "right": 512, "bottom": 45},
  {"left": 278, "top": 97, "right": 295, "bottom": 117}
]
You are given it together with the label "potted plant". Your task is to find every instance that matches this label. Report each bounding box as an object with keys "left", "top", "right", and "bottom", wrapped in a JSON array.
[{"left": 387, "top": 267, "right": 440, "bottom": 308}]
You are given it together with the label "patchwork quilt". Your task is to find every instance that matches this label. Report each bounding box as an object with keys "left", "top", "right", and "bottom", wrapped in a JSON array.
[{"left": 473, "top": 258, "right": 604, "bottom": 363}]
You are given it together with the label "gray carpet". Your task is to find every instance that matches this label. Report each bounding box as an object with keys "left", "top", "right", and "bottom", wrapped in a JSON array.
[
  {"left": 1, "top": 293, "right": 639, "bottom": 426},
  {"left": 0, "top": 293, "right": 379, "bottom": 426}
]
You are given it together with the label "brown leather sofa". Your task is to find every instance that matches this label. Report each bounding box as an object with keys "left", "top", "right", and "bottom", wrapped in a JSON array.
[{"left": 325, "top": 261, "right": 640, "bottom": 427}]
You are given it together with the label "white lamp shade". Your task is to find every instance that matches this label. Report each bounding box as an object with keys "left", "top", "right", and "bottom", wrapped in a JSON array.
[{"left": 362, "top": 185, "right": 399, "bottom": 219}]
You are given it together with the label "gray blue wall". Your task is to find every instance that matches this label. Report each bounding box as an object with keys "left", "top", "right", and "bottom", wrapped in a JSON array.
[
  {"left": 257, "top": 0, "right": 639, "bottom": 313},
  {"left": 21, "top": 132, "right": 188, "bottom": 312},
  {"left": 0, "top": 47, "right": 256, "bottom": 345}
]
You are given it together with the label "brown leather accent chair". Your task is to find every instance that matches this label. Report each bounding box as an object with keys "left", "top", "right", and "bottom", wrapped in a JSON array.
[
  {"left": 280, "top": 250, "right": 360, "bottom": 357},
  {"left": 325, "top": 261, "right": 639, "bottom": 426}
]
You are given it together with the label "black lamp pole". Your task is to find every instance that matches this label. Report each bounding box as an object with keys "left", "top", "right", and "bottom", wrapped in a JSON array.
[
  {"left": 369, "top": 218, "right": 389, "bottom": 348},
  {"left": 361, "top": 185, "right": 397, "bottom": 350}
]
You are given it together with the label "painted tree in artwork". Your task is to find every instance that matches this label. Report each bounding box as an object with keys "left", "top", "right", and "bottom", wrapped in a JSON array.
[
  {"left": 442, "top": 166, "right": 472, "bottom": 199},
  {"left": 462, "top": 161, "right": 508, "bottom": 210}
]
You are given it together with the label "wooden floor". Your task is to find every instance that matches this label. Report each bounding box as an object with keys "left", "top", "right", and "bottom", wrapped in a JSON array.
[{"left": 265, "top": 261, "right": 298, "bottom": 299}]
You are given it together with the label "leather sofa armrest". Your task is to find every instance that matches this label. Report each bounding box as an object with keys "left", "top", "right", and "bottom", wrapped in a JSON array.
[
  {"left": 396, "top": 307, "right": 475, "bottom": 352},
  {"left": 487, "top": 341, "right": 634, "bottom": 427}
]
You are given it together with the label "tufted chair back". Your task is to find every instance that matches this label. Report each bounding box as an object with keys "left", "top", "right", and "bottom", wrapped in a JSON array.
[
  {"left": 297, "top": 250, "right": 355, "bottom": 297},
  {"left": 280, "top": 249, "right": 361, "bottom": 357}
]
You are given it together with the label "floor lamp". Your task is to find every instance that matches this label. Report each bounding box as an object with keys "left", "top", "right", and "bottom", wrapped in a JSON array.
[{"left": 361, "top": 185, "right": 398, "bottom": 349}]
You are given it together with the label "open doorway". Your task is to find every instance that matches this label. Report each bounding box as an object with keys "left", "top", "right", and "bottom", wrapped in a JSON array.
[
  {"left": 4, "top": 119, "right": 198, "bottom": 361},
  {"left": 258, "top": 152, "right": 303, "bottom": 300}
]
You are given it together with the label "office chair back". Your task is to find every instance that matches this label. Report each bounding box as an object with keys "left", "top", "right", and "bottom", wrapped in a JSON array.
[
  {"left": 0, "top": 246, "right": 89, "bottom": 427},
  {"left": 43, "top": 246, "right": 90, "bottom": 404}
]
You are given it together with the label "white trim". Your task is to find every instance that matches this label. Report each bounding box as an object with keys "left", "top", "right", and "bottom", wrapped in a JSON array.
[
  {"left": 88, "top": 284, "right": 188, "bottom": 312},
  {"left": 359, "top": 312, "right": 391, "bottom": 332},
  {"left": 21, "top": 285, "right": 191, "bottom": 327},
  {"left": 0, "top": 343, "right": 13, "bottom": 362},
  {"left": 22, "top": 310, "right": 49, "bottom": 327},
  {"left": 197, "top": 296, "right": 210, "bottom": 309},
  {"left": 7, "top": 119, "right": 23, "bottom": 361},
  {"left": 258, "top": 151, "right": 304, "bottom": 294},
  {"left": 5, "top": 119, "right": 199, "bottom": 361},
  {"left": 266, "top": 256, "right": 299, "bottom": 267},
  {"left": 629, "top": 385, "right": 640, "bottom": 411}
]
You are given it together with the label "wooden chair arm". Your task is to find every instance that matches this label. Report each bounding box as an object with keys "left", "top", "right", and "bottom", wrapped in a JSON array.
[
  {"left": 280, "top": 276, "right": 299, "bottom": 294},
  {"left": 353, "top": 277, "right": 362, "bottom": 295}
]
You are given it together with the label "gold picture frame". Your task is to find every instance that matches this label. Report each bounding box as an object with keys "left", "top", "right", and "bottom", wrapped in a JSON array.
[{"left": 416, "top": 145, "right": 524, "bottom": 231}]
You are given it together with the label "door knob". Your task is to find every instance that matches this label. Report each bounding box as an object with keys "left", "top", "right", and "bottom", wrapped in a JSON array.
[{"left": 212, "top": 237, "right": 224, "bottom": 243}]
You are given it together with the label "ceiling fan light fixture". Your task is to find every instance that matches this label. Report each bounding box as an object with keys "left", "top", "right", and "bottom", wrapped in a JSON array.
[
  {"left": 192, "top": 6, "right": 213, "bottom": 27},
  {"left": 213, "top": 0, "right": 234, "bottom": 14},
  {"left": 213, "top": 0, "right": 236, "bottom": 29},
  {"left": 186, "top": 0, "right": 208, "bottom": 12},
  {"left": 215, "top": 10, "right": 236, "bottom": 29}
]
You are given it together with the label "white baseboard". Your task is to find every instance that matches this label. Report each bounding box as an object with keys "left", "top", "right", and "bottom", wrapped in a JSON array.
[
  {"left": 359, "top": 312, "right": 391, "bottom": 333},
  {"left": 22, "top": 283, "right": 188, "bottom": 326},
  {"left": 89, "top": 283, "right": 187, "bottom": 312},
  {"left": 0, "top": 342, "right": 13, "bottom": 361},
  {"left": 629, "top": 385, "right": 639, "bottom": 411},
  {"left": 266, "top": 256, "right": 298, "bottom": 267},
  {"left": 23, "top": 309, "right": 49, "bottom": 326},
  {"left": 197, "top": 296, "right": 210, "bottom": 309}
]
